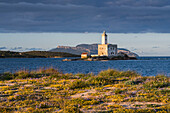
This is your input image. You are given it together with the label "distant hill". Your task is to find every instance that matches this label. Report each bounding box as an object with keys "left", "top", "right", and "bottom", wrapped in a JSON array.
[
  {"left": 50, "top": 44, "right": 98, "bottom": 55},
  {"left": 50, "top": 44, "right": 139, "bottom": 57},
  {"left": 0, "top": 51, "right": 79, "bottom": 58}
]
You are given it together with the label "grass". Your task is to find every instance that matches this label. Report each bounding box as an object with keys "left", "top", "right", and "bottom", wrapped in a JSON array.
[{"left": 0, "top": 68, "right": 169, "bottom": 112}]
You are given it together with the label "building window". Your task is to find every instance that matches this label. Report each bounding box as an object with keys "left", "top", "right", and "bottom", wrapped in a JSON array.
[{"left": 111, "top": 52, "right": 114, "bottom": 55}]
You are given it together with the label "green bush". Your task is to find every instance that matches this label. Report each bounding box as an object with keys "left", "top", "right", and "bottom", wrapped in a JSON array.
[
  {"left": 69, "top": 80, "right": 88, "bottom": 89},
  {"left": 99, "top": 69, "right": 119, "bottom": 77},
  {"left": 144, "top": 80, "right": 169, "bottom": 89},
  {"left": 87, "top": 74, "right": 118, "bottom": 86},
  {"left": 98, "top": 69, "right": 139, "bottom": 78},
  {"left": 115, "top": 89, "right": 123, "bottom": 94},
  {"left": 83, "top": 100, "right": 100, "bottom": 105},
  {"left": 120, "top": 71, "right": 139, "bottom": 77},
  {"left": 70, "top": 98, "right": 85, "bottom": 106},
  {"left": 65, "top": 105, "right": 82, "bottom": 113},
  {"left": 0, "top": 73, "right": 14, "bottom": 80},
  {"left": 146, "top": 104, "right": 161, "bottom": 107},
  {"left": 125, "top": 79, "right": 143, "bottom": 85}
]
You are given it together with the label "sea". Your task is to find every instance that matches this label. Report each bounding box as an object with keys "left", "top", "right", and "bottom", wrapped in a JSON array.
[{"left": 0, "top": 57, "right": 170, "bottom": 76}]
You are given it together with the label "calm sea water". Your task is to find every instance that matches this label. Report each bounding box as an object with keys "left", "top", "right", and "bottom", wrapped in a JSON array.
[{"left": 0, "top": 57, "right": 170, "bottom": 76}]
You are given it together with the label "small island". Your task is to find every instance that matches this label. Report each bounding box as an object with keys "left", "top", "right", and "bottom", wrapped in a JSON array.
[{"left": 63, "top": 31, "right": 138, "bottom": 61}]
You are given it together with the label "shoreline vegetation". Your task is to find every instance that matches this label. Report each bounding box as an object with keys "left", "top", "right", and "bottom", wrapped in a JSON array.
[
  {"left": 0, "top": 51, "right": 80, "bottom": 58},
  {"left": 0, "top": 68, "right": 169, "bottom": 112}
]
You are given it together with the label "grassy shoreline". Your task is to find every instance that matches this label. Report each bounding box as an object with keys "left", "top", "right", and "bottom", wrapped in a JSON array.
[{"left": 0, "top": 68, "right": 169, "bottom": 113}]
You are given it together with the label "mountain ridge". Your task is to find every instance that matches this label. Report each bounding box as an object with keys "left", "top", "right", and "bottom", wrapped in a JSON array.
[{"left": 50, "top": 44, "right": 139, "bottom": 57}]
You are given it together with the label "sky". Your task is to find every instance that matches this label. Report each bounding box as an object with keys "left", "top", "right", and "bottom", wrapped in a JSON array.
[
  {"left": 0, "top": 0, "right": 170, "bottom": 56},
  {"left": 0, "top": 33, "right": 170, "bottom": 56}
]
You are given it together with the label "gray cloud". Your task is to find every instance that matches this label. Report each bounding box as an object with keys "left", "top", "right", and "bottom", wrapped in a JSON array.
[
  {"left": 0, "top": 46, "right": 44, "bottom": 51},
  {"left": 1, "top": 0, "right": 170, "bottom": 7},
  {"left": 0, "top": 0, "right": 170, "bottom": 33}
]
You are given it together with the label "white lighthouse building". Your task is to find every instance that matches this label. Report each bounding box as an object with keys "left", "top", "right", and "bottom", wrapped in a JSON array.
[
  {"left": 102, "top": 31, "right": 107, "bottom": 44},
  {"left": 98, "top": 31, "right": 117, "bottom": 58}
]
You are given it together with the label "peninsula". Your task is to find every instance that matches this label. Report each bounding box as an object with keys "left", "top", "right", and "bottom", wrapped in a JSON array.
[{"left": 0, "top": 51, "right": 79, "bottom": 58}]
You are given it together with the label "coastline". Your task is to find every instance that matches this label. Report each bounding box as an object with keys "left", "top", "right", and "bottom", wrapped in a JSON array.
[{"left": 0, "top": 50, "right": 80, "bottom": 58}]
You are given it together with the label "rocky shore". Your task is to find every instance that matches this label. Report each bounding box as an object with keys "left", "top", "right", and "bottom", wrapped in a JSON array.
[{"left": 62, "top": 56, "right": 137, "bottom": 61}]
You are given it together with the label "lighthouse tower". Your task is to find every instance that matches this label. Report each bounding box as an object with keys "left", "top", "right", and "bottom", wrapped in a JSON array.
[
  {"left": 102, "top": 31, "right": 107, "bottom": 44},
  {"left": 98, "top": 30, "right": 118, "bottom": 57}
]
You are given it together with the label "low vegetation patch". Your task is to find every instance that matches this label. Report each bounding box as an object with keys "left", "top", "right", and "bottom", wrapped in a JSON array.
[{"left": 0, "top": 69, "right": 169, "bottom": 112}]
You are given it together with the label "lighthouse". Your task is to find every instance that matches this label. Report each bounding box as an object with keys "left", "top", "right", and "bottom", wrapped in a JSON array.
[
  {"left": 102, "top": 31, "right": 107, "bottom": 44},
  {"left": 98, "top": 31, "right": 118, "bottom": 58}
]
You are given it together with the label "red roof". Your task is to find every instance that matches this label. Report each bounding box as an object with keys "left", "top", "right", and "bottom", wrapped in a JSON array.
[{"left": 81, "top": 52, "right": 88, "bottom": 55}]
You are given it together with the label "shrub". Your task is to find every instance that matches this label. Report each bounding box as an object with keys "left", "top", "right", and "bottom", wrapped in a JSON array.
[
  {"left": 0, "top": 107, "right": 16, "bottom": 112},
  {"left": 39, "top": 102, "right": 50, "bottom": 108},
  {"left": 0, "top": 73, "right": 13, "bottom": 80},
  {"left": 70, "top": 98, "right": 85, "bottom": 106},
  {"left": 87, "top": 76, "right": 107, "bottom": 86},
  {"left": 114, "top": 89, "right": 123, "bottom": 94},
  {"left": 108, "top": 104, "right": 123, "bottom": 108},
  {"left": 98, "top": 69, "right": 119, "bottom": 77},
  {"left": 69, "top": 80, "right": 88, "bottom": 89},
  {"left": 83, "top": 100, "right": 100, "bottom": 105},
  {"left": 65, "top": 105, "right": 82, "bottom": 113},
  {"left": 144, "top": 80, "right": 169, "bottom": 89},
  {"left": 146, "top": 104, "right": 161, "bottom": 107},
  {"left": 125, "top": 79, "right": 143, "bottom": 85},
  {"left": 120, "top": 71, "right": 140, "bottom": 77},
  {"left": 87, "top": 75, "right": 117, "bottom": 86},
  {"left": 98, "top": 69, "right": 139, "bottom": 78}
]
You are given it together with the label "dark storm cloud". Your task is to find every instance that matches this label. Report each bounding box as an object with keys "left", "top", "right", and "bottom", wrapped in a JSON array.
[{"left": 0, "top": 0, "right": 170, "bottom": 33}]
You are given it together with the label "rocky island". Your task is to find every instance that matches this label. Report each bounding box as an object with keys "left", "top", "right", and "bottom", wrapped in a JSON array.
[{"left": 56, "top": 31, "right": 139, "bottom": 61}]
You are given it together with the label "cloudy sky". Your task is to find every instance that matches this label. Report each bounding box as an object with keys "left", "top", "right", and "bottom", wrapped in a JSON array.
[
  {"left": 0, "top": 0, "right": 170, "bottom": 56},
  {"left": 1, "top": 0, "right": 170, "bottom": 32}
]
